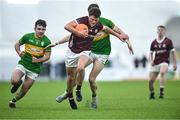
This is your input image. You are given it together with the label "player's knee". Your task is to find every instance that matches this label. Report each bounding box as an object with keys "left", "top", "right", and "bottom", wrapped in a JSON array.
[
  {"left": 77, "top": 66, "right": 85, "bottom": 73},
  {"left": 11, "top": 78, "right": 19, "bottom": 85},
  {"left": 149, "top": 79, "right": 155, "bottom": 83},
  {"left": 160, "top": 72, "right": 165, "bottom": 77},
  {"left": 68, "top": 76, "right": 74, "bottom": 82}
]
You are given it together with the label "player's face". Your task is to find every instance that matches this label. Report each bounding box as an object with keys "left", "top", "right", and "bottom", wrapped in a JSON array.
[
  {"left": 35, "top": 25, "right": 46, "bottom": 38},
  {"left": 157, "top": 27, "right": 166, "bottom": 37},
  {"left": 88, "top": 15, "right": 99, "bottom": 27}
]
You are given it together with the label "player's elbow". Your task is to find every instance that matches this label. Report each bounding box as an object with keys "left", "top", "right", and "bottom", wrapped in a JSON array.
[{"left": 64, "top": 25, "right": 68, "bottom": 31}]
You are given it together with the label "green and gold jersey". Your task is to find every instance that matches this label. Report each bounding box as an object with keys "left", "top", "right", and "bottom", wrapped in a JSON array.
[
  {"left": 18, "top": 33, "right": 51, "bottom": 74},
  {"left": 92, "top": 17, "right": 115, "bottom": 55}
]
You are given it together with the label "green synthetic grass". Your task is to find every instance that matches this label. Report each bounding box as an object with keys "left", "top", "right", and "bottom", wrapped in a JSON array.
[{"left": 0, "top": 80, "right": 180, "bottom": 119}]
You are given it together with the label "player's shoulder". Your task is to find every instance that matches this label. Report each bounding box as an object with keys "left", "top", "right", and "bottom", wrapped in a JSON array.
[
  {"left": 165, "top": 37, "right": 172, "bottom": 41},
  {"left": 42, "top": 35, "right": 51, "bottom": 44},
  {"left": 21, "top": 32, "right": 34, "bottom": 40},
  {"left": 77, "top": 16, "right": 88, "bottom": 20},
  {"left": 99, "top": 17, "right": 115, "bottom": 28},
  {"left": 75, "top": 16, "right": 89, "bottom": 25},
  {"left": 100, "top": 17, "right": 114, "bottom": 23},
  {"left": 100, "top": 17, "right": 111, "bottom": 21},
  {"left": 151, "top": 38, "right": 157, "bottom": 45}
]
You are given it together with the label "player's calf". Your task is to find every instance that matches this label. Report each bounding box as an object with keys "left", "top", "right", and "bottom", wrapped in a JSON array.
[{"left": 11, "top": 80, "right": 23, "bottom": 93}]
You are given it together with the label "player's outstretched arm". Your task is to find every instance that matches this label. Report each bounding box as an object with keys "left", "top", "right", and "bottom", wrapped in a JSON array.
[
  {"left": 113, "top": 26, "right": 126, "bottom": 34},
  {"left": 102, "top": 25, "right": 128, "bottom": 41},
  {"left": 45, "top": 35, "right": 70, "bottom": 49},
  {"left": 102, "top": 25, "right": 134, "bottom": 54}
]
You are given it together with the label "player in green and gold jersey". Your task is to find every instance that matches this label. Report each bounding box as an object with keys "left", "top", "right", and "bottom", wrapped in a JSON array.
[{"left": 9, "top": 19, "right": 51, "bottom": 108}]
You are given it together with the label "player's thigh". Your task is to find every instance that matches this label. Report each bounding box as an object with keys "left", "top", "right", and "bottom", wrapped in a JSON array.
[
  {"left": 160, "top": 63, "right": 168, "bottom": 73},
  {"left": 21, "top": 76, "right": 35, "bottom": 92},
  {"left": 11, "top": 69, "right": 24, "bottom": 82},
  {"left": 89, "top": 60, "right": 104, "bottom": 80},
  {"left": 149, "top": 72, "right": 159, "bottom": 81},
  {"left": 85, "top": 59, "right": 92, "bottom": 67},
  {"left": 78, "top": 55, "right": 90, "bottom": 69}
]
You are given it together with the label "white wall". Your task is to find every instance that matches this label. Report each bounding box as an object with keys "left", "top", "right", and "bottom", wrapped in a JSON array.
[{"left": 0, "top": 0, "right": 180, "bottom": 80}]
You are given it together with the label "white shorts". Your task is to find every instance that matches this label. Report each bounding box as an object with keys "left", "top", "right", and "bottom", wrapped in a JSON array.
[
  {"left": 65, "top": 48, "right": 91, "bottom": 67},
  {"left": 90, "top": 52, "right": 109, "bottom": 65},
  {"left": 16, "top": 64, "right": 38, "bottom": 80},
  {"left": 150, "top": 62, "right": 169, "bottom": 72}
]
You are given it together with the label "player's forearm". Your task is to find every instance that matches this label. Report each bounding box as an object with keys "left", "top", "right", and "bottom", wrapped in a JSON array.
[
  {"left": 172, "top": 51, "right": 177, "bottom": 65},
  {"left": 149, "top": 53, "right": 154, "bottom": 63},
  {"left": 35, "top": 55, "right": 50, "bottom": 63},
  {"left": 113, "top": 26, "right": 125, "bottom": 34},
  {"left": 34, "top": 52, "right": 51, "bottom": 63},
  {"left": 104, "top": 26, "right": 122, "bottom": 40},
  {"left": 56, "top": 35, "right": 70, "bottom": 45},
  {"left": 64, "top": 24, "right": 79, "bottom": 36},
  {"left": 38, "top": 57, "right": 49, "bottom": 62},
  {"left": 15, "top": 42, "right": 22, "bottom": 55}
]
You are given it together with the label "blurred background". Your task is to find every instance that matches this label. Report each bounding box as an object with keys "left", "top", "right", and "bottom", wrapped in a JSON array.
[{"left": 0, "top": 0, "right": 180, "bottom": 81}]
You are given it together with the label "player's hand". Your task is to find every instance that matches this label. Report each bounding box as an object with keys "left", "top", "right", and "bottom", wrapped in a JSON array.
[
  {"left": 151, "top": 61, "right": 155, "bottom": 66},
  {"left": 125, "top": 40, "right": 134, "bottom": 55},
  {"left": 18, "top": 51, "right": 25, "bottom": 57},
  {"left": 77, "top": 31, "right": 88, "bottom": 38},
  {"left": 119, "top": 34, "right": 129, "bottom": 41},
  {"left": 173, "top": 64, "right": 177, "bottom": 71},
  {"left": 127, "top": 44, "right": 134, "bottom": 55},
  {"left": 32, "top": 56, "right": 38, "bottom": 63}
]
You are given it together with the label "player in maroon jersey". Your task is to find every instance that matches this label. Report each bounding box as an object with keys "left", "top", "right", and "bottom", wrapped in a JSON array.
[
  {"left": 63, "top": 7, "right": 127, "bottom": 109},
  {"left": 149, "top": 25, "right": 177, "bottom": 99}
]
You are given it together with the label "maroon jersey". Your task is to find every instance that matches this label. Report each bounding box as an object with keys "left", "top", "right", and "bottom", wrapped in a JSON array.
[
  {"left": 150, "top": 37, "right": 174, "bottom": 65},
  {"left": 68, "top": 16, "right": 103, "bottom": 53}
]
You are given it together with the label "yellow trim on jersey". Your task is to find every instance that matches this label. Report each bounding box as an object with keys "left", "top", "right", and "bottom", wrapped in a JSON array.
[
  {"left": 25, "top": 44, "right": 44, "bottom": 56},
  {"left": 93, "top": 32, "right": 109, "bottom": 42}
]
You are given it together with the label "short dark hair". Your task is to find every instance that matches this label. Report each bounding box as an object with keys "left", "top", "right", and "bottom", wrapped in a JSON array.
[
  {"left": 157, "top": 25, "right": 166, "bottom": 30},
  {"left": 88, "top": 3, "right": 99, "bottom": 12},
  {"left": 88, "top": 7, "right": 101, "bottom": 18},
  {"left": 35, "top": 19, "right": 47, "bottom": 28}
]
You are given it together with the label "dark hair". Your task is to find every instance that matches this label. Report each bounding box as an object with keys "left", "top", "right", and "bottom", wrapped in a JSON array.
[
  {"left": 88, "top": 7, "right": 101, "bottom": 18},
  {"left": 35, "top": 19, "right": 47, "bottom": 28},
  {"left": 88, "top": 3, "right": 99, "bottom": 12},
  {"left": 157, "top": 25, "right": 166, "bottom": 29}
]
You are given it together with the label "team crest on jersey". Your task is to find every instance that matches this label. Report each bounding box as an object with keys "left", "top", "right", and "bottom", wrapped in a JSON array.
[
  {"left": 29, "top": 39, "right": 34, "bottom": 43},
  {"left": 163, "top": 44, "right": 166, "bottom": 48},
  {"left": 154, "top": 45, "right": 157, "bottom": 48},
  {"left": 95, "top": 29, "right": 98, "bottom": 34},
  {"left": 41, "top": 41, "right": 45, "bottom": 46},
  {"left": 89, "top": 29, "right": 93, "bottom": 32}
]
